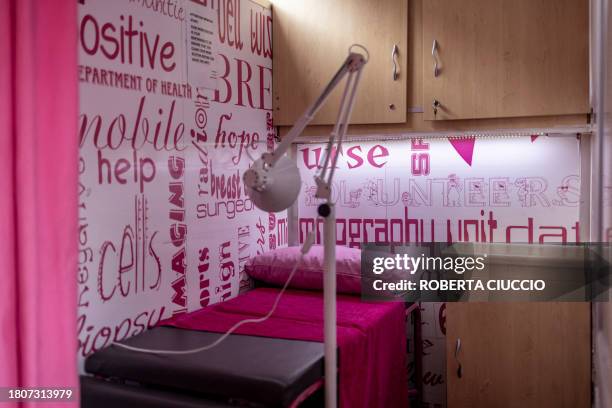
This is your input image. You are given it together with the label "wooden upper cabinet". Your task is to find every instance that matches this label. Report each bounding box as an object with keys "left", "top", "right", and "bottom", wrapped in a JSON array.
[
  {"left": 422, "top": 0, "right": 589, "bottom": 121},
  {"left": 272, "top": 0, "right": 407, "bottom": 126}
]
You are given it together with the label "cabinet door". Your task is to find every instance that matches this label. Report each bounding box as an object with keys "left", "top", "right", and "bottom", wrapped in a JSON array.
[
  {"left": 422, "top": 0, "right": 589, "bottom": 120},
  {"left": 272, "top": 0, "right": 407, "bottom": 126},
  {"left": 446, "top": 303, "right": 590, "bottom": 408}
]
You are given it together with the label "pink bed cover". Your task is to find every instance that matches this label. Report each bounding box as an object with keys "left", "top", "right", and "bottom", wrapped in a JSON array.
[{"left": 164, "top": 288, "right": 408, "bottom": 408}]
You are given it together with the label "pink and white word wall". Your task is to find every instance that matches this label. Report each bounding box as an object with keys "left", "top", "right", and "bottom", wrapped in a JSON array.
[
  {"left": 296, "top": 135, "right": 582, "bottom": 407},
  {"left": 77, "top": 0, "right": 280, "bottom": 364}
]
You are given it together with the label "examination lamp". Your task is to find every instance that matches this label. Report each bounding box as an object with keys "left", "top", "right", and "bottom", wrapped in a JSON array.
[{"left": 243, "top": 45, "right": 368, "bottom": 408}]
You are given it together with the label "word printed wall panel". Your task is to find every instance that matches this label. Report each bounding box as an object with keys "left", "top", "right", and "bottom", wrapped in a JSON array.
[
  {"left": 77, "top": 0, "right": 282, "bottom": 365},
  {"left": 297, "top": 136, "right": 581, "bottom": 407}
]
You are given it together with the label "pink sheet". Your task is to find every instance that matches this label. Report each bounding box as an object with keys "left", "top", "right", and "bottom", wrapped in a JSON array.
[{"left": 165, "top": 288, "right": 408, "bottom": 408}]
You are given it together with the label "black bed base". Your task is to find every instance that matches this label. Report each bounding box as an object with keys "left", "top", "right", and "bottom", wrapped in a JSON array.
[{"left": 81, "top": 326, "right": 326, "bottom": 407}]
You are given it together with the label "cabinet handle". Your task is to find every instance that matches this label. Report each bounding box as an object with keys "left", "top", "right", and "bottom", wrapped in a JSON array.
[
  {"left": 432, "top": 39, "right": 440, "bottom": 78},
  {"left": 432, "top": 99, "right": 441, "bottom": 116},
  {"left": 455, "top": 338, "right": 463, "bottom": 378},
  {"left": 392, "top": 44, "right": 400, "bottom": 81}
]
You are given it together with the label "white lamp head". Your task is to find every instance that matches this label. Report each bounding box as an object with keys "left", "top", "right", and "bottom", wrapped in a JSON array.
[{"left": 243, "top": 154, "right": 301, "bottom": 213}]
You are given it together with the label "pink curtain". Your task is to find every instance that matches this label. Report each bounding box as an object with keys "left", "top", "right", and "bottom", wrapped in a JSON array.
[{"left": 0, "top": 0, "right": 78, "bottom": 406}]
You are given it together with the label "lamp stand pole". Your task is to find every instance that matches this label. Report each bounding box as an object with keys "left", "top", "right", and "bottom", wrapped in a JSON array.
[{"left": 322, "top": 202, "right": 337, "bottom": 408}]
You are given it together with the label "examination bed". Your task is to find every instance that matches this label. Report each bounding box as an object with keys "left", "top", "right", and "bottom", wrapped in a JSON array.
[
  {"left": 81, "top": 287, "right": 408, "bottom": 407},
  {"left": 82, "top": 326, "right": 325, "bottom": 407}
]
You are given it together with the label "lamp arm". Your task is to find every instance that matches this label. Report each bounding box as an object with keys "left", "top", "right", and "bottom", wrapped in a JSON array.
[
  {"left": 262, "top": 52, "right": 367, "bottom": 168},
  {"left": 316, "top": 66, "right": 364, "bottom": 200}
]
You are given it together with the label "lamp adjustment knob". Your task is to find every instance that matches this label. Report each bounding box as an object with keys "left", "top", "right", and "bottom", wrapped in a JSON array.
[
  {"left": 243, "top": 168, "right": 267, "bottom": 192},
  {"left": 318, "top": 203, "right": 332, "bottom": 218}
]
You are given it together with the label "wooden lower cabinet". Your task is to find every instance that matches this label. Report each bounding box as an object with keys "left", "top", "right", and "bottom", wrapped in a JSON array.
[{"left": 446, "top": 303, "right": 591, "bottom": 408}]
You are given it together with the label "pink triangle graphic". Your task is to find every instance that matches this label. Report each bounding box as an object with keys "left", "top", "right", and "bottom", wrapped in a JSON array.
[
  {"left": 448, "top": 137, "right": 476, "bottom": 166},
  {"left": 531, "top": 135, "right": 539, "bottom": 143}
]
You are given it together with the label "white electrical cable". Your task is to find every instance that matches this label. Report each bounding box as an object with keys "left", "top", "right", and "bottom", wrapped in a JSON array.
[{"left": 113, "top": 232, "right": 316, "bottom": 356}]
